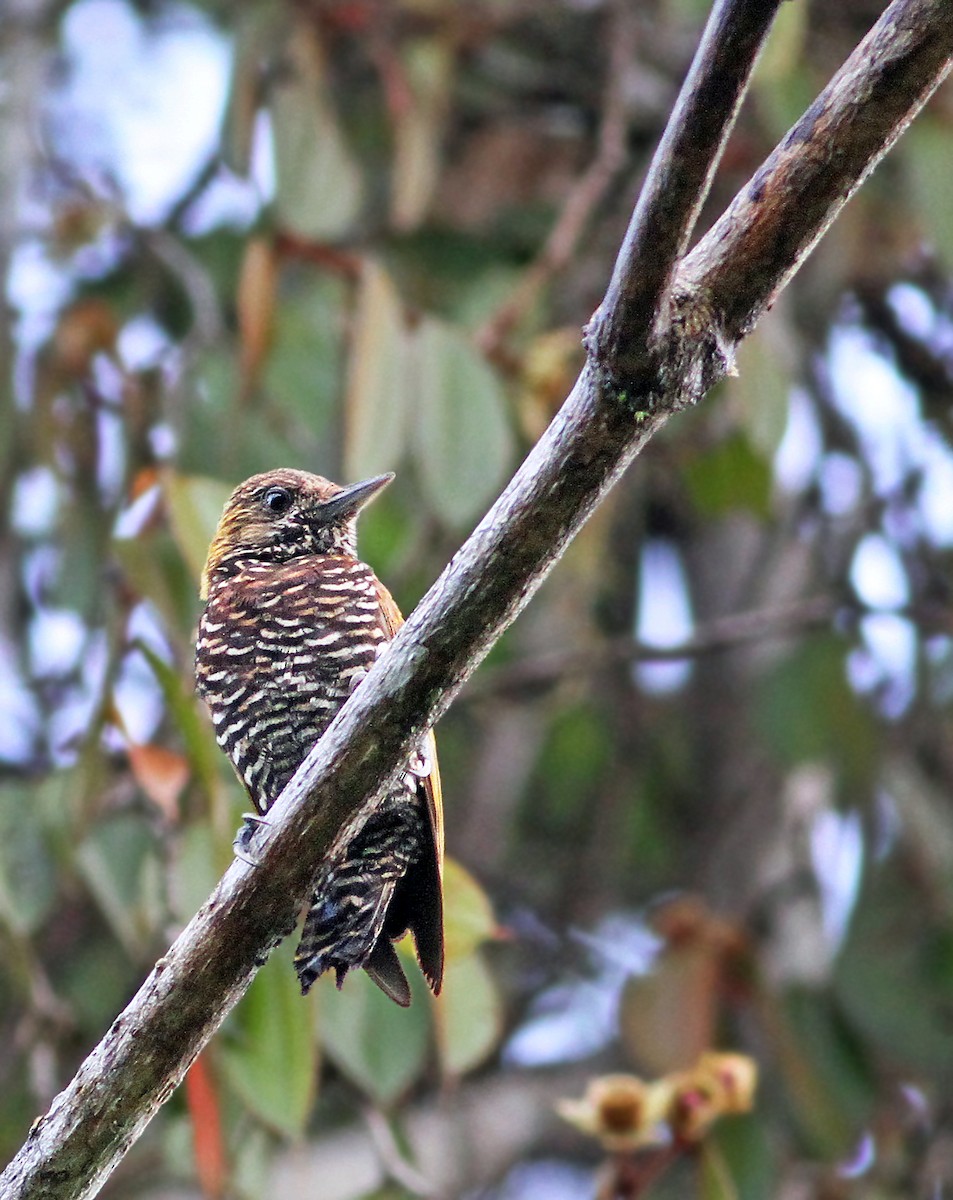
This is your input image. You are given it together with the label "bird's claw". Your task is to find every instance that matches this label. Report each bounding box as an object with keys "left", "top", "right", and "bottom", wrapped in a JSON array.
[{"left": 233, "top": 812, "right": 271, "bottom": 865}]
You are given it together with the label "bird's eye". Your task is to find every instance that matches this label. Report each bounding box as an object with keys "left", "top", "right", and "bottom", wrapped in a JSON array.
[{"left": 263, "top": 487, "right": 293, "bottom": 515}]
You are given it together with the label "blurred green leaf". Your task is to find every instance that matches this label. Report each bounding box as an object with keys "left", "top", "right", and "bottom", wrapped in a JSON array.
[
  {"left": 0, "top": 785, "right": 57, "bottom": 937},
  {"left": 836, "top": 855, "right": 953, "bottom": 1074},
  {"left": 75, "top": 815, "right": 163, "bottom": 959},
  {"left": 685, "top": 433, "right": 772, "bottom": 519},
  {"left": 752, "top": 1, "right": 806, "bottom": 86},
  {"left": 663, "top": 0, "right": 711, "bottom": 19},
  {"left": 270, "top": 25, "right": 362, "bottom": 240},
  {"left": 169, "top": 823, "right": 227, "bottom": 924},
  {"left": 771, "top": 987, "right": 872, "bottom": 1158},
  {"left": 708, "top": 1115, "right": 776, "bottom": 1200},
  {"left": 621, "top": 939, "right": 720, "bottom": 1075},
  {"left": 344, "top": 262, "right": 412, "bottom": 481},
  {"left": 134, "top": 641, "right": 223, "bottom": 809},
  {"left": 442, "top": 857, "right": 496, "bottom": 962},
  {"left": 221, "top": 944, "right": 317, "bottom": 1136},
  {"left": 318, "top": 955, "right": 431, "bottom": 1106},
  {"left": 112, "top": 530, "right": 197, "bottom": 646},
  {"left": 390, "top": 38, "right": 453, "bottom": 232},
  {"left": 699, "top": 1140, "right": 740, "bottom": 1200},
  {"left": 906, "top": 119, "right": 953, "bottom": 266},
  {"left": 260, "top": 275, "right": 344, "bottom": 450},
  {"left": 754, "top": 638, "right": 875, "bottom": 779},
  {"left": 412, "top": 317, "right": 514, "bottom": 528},
  {"left": 221, "top": 9, "right": 282, "bottom": 175},
  {"left": 729, "top": 316, "right": 792, "bottom": 457},
  {"left": 538, "top": 704, "right": 612, "bottom": 827},
  {"left": 59, "top": 938, "right": 137, "bottom": 1032},
  {"left": 163, "top": 472, "right": 231, "bottom": 585},
  {"left": 434, "top": 952, "right": 502, "bottom": 1077}
]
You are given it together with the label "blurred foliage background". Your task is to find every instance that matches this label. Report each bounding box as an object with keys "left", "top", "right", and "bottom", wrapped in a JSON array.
[{"left": 2, "top": 0, "right": 953, "bottom": 1197}]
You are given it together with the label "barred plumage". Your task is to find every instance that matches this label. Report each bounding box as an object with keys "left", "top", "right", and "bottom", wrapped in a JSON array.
[{"left": 195, "top": 469, "right": 444, "bottom": 1006}]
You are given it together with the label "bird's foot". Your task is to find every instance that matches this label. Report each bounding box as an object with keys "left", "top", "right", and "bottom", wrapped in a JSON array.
[
  {"left": 233, "top": 812, "right": 271, "bottom": 865},
  {"left": 347, "top": 667, "right": 368, "bottom": 694}
]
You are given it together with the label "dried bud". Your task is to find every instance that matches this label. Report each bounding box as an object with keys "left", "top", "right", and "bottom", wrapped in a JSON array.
[
  {"left": 558, "top": 1074, "right": 666, "bottom": 1151},
  {"left": 697, "top": 1051, "right": 758, "bottom": 1115},
  {"left": 666, "top": 1052, "right": 758, "bottom": 1142}
]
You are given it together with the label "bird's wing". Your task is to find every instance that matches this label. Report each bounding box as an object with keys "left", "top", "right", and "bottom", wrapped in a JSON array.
[
  {"left": 372, "top": 576, "right": 445, "bottom": 994},
  {"left": 372, "top": 579, "right": 444, "bottom": 869}
]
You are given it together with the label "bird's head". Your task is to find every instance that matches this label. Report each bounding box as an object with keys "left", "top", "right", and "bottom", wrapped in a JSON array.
[{"left": 200, "top": 468, "right": 393, "bottom": 598}]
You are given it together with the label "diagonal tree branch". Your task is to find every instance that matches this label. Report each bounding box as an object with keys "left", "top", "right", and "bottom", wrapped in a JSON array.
[{"left": 2, "top": 0, "right": 952, "bottom": 1197}]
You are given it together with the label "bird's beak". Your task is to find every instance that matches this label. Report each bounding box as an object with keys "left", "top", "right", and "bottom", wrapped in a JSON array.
[{"left": 318, "top": 473, "right": 394, "bottom": 522}]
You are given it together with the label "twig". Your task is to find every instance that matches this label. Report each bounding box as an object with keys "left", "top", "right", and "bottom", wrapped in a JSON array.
[
  {"left": 143, "top": 230, "right": 224, "bottom": 347},
  {"left": 274, "top": 232, "right": 364, "bottom": 280},
  {"left": 466, "top": 597, "right": 839, "bottom": 700},
  {"left": 363, "top": 1107, "right": 435, "bottom": 1198},
  {"left": 680, "top": 0, "right": 953, "bottom": 342},
  {"left": 164, "top": 150, "right": 221, "bottom": 233},
  {"left": 468, "top": 598, "right": 953, "bottom": 701},
  {"left": 599, "top": 1145, "right": 683, "bottom": 1199},
  {"left": 2, "top": 2, "right": 951, "bottom": 1197},
  {"left": 476, "top": 4, "right": 635, "bottom": 360},
  {"left": 586, "top": 0, "right": 784, "bottom": 380}
]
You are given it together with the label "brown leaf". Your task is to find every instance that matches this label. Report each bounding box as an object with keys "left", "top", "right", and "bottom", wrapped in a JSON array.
[
  {"left": 185, "top": 1053, "right": 227, "bottom": 1199},
  {"left": 237, "top": 236, "right": 278, "bottom": 394},
  {"left": 620, "top": 897, "right": 748, "bottom": 1075},
  {"left": 52, "top": 298, "right": 119, "bottom": 376},
  {"left": 127, "top": 743, "right": 189, "bottom": 821}
]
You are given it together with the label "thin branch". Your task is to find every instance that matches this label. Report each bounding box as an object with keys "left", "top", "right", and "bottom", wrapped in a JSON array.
[
  {"left": 680, "top": 0, "right": 953, "bottom": 341},
  {"left": 466, "top": 597, "right": 839, "bottom": 701},
  {"left": 586, "top": 0, "right": 784, "bottom": 376},
  {"left": 476, "top": 4, "right": 634, "bottom": 360},
  {"left": 466, "top": 596, "right": 953, "bottom": 700},
  {"left": 3, "top": 1, "right": 952, "bottom": 1197},
  {"left": 362, "top": 1107, "right": 435, "bottom": 1198}
]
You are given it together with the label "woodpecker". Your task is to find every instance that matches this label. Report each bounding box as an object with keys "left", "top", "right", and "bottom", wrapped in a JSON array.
[{"left": 195, "top": 468, "right": 444, "bottom": 1006}]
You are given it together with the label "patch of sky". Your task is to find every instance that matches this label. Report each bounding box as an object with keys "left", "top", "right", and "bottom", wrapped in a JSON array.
[
  {"left": 828, "top": 322, "right": 953, "bottom": 547},
  {"left": 7, "top": 241, "right": 73, "bottom": 360},
  {"left": 634, "top": 540, "right": 693, "bottom": 694},
  {"left": 475, "top": 1161, "right": 595, "bottom": 1200},
  {"left": 917, "top": 427, "right": 953, "bottom": 544},
  {"left": 0, "top": 640, "right": 41, "bottom": 763},
  {"left": 94, "top": 396, "right": 129, "bottom": 503},
  {"left": 837, "top": 1130, "right": 876, "bottom": 1181},
  {"left": 809, "top": 807, "right": 863, "bottom": 952},
  {"left": 828, "top": 324, "right": 923, "bottom": 495},
  {"left": 111, "top": 641, "right": 167, "bottom": 744},
  {"left": 872, "top": 789, "right": 902, "bottom": 862},
  {"left": 818, "top": 452, "right": 863, "bottom": 517},
  {"left": 55, "top": 0, "right": 234, "bottom": 226},
  {"left": 850, "top": 533, "right": 909, "bottom": 611},
  {"left": 887, "top": 282, "right": 936, "bottom": 341},
  {"left": 11, "top": 467, "right": 61, "bottom": 539},
  {"left": 103, "top": 604, "right": 176, "bottom": 751},
  {"left": 774, "top": 386, "right": 822, "bottom": 494},
  {"left": 848, "top": 614, "right": 917, "bottom": 717},
  {"left": 21, "top": 546, "right": 61, "bottom": 608},
  {"left": 117, "top": 315, "right": 173, "bottom": 372},
  {"left": 504, "top": 912, "right": 662, "bottom": 1068},
  {"left": 183, "top": 112, "right": 276, "bottom": 235},
  {"left": 29, "top": 608, "right": 88, "bottom": 678}
]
